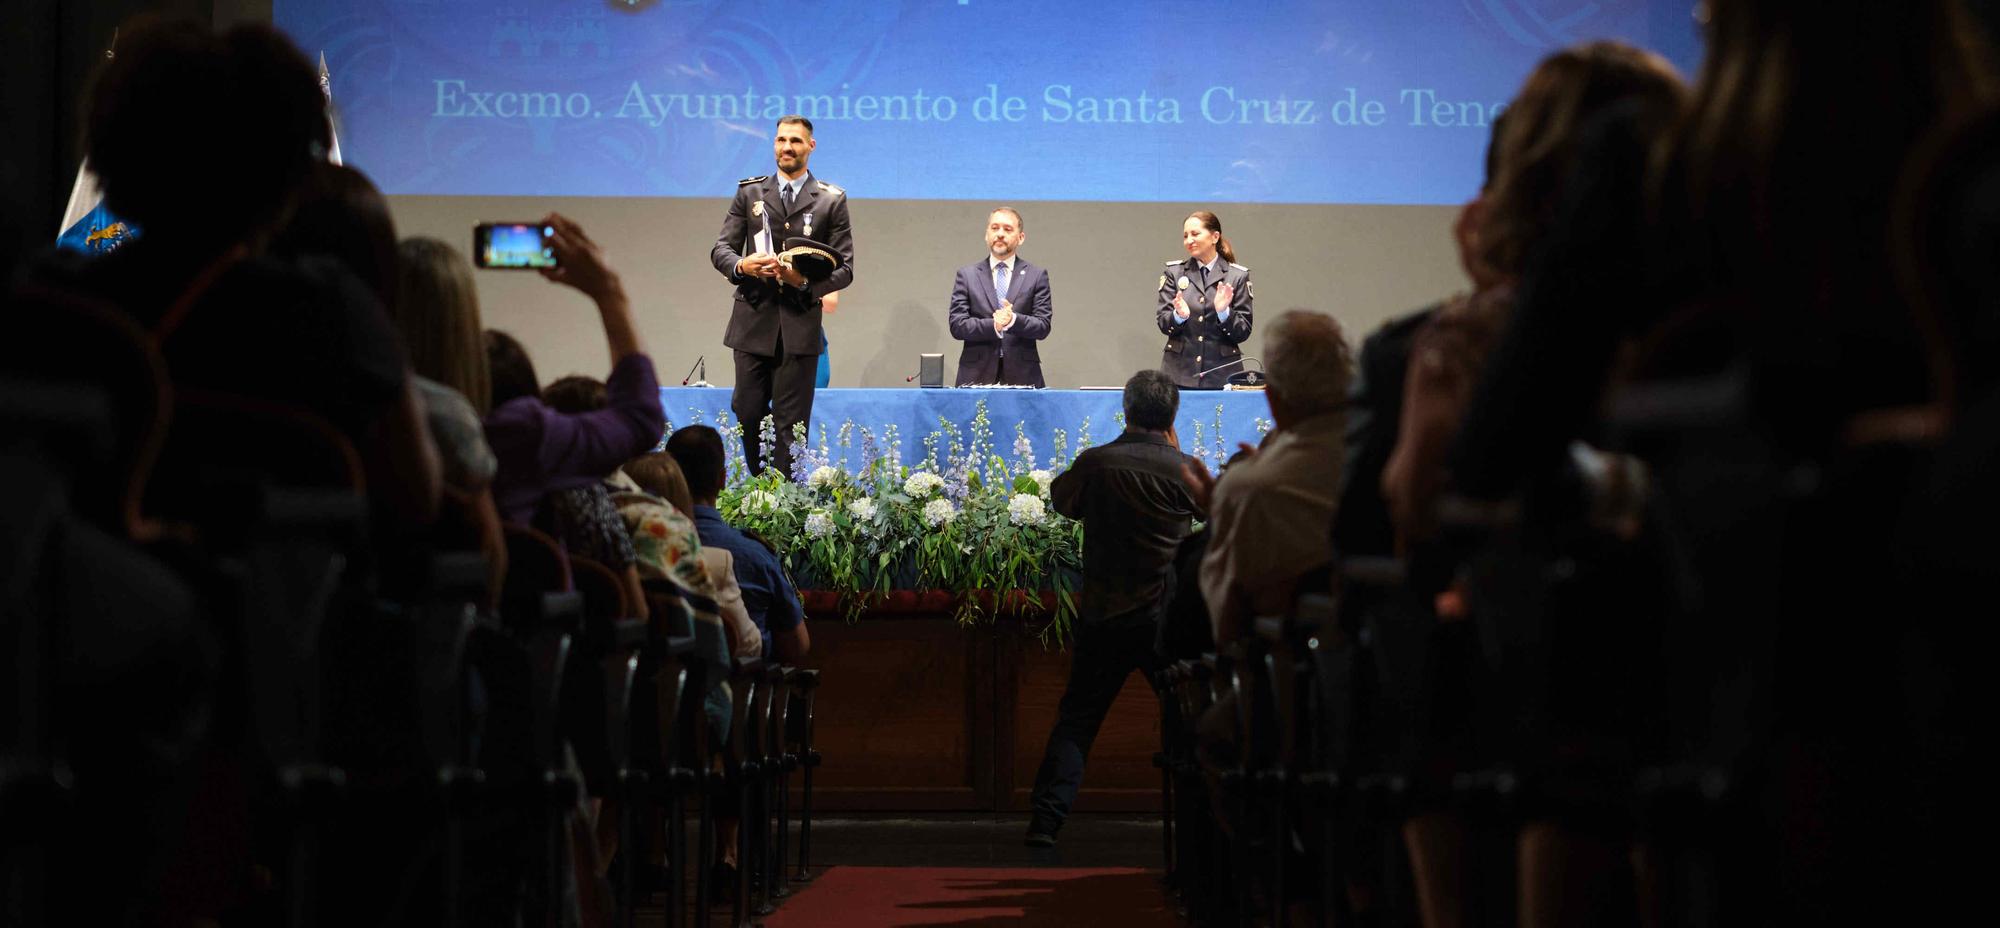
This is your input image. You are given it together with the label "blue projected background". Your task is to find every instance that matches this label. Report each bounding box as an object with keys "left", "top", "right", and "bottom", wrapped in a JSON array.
[{"left": 275, "top": 0, "right": 1703, "bottom": 206}]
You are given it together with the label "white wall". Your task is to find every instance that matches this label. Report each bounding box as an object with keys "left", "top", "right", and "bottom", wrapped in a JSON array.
[{"left": 387, "top": 195, "right": 1468, "bottom": 389}]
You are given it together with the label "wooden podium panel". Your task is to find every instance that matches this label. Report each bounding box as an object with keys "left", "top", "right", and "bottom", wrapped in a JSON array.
[{"left": 799, "top": 604, "right": 1163, "bottom": 812}]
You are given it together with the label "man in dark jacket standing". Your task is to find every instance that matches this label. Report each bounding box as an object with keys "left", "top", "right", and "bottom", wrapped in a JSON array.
[
  {"left": 711, "top": 114, "right": 854, "bottom": 477},
  {"left": 1025, "top": 369, "right": 1202, "bottom": 846}
]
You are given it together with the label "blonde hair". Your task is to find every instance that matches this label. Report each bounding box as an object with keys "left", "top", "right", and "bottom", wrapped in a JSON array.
[
  {"left": 394, "top": 237, "right": 491, "bottom": 413},
  {"left": 626, "top": 452, "right": 696, "bottom": 516}
]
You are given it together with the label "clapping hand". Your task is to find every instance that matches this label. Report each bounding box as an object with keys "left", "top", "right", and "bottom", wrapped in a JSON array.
[
  {"left": 1173, "top": 293, "right": 1190, "bottom": 321},
  {"left": 994, "top": 300, "right": 1015, "bottom": 332},
  {"left": 1214, "top": 281, "right": 1235, "bottom": 310}
]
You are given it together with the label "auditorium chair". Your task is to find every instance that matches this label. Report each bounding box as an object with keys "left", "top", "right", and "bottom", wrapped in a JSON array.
[
  {"left": 694, "top": 651, "right": 763, "bottom": 928},
  {"left": 498, "top": 523, "right": 586, "bottom": 926},
  {"left": 766, "top": 666, "right": 802, "bottom": 901},
  {"left": 405, "top": 545, "right": 489, "bottom": 928},
  {"left": 629, "top": 579, "right": 701, "bottom": 928},
  {"left": 147, "top": 391, "right": 385, "bottom": 926},
  {"left": 787, "top": 668, "right": 824, "bottom": 884},
  {"left": 754, "top": 662, "right": 797, "bottom": 914},
  {"left": 1, "top": 372, "right": 206, "bottom": 927}
]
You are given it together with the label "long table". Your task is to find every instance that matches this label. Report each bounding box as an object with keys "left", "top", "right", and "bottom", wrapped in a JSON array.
[{"left": 657, "top": 386, "right": 1271, "bottom": 471}]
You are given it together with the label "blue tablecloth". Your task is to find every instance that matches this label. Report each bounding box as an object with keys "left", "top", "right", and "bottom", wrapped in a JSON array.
[{"left": 658, "top": 387, "right": 1271, "bottom": 473}]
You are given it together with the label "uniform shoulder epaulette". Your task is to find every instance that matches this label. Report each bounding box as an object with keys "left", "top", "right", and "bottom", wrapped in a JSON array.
[
  {"left": 817, "top": 181, "right": 844, "bottom": 196},
  {"left": 1229, "top": 262, "right": 1249, "bottom": 272},
  {"left": 738, "top": 175, "right": 768, "bottom": 186},
  {"left": 1164, "top": 259, "right": 1183, "bottom": 267}
]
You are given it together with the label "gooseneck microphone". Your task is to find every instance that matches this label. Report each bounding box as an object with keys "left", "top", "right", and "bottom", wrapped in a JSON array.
[
  {"left": 1192, "top": 356, "right": 1263, "bottom": 380},
  {"left": 682, "top": 355, "right": 705, "bottom": 386}
]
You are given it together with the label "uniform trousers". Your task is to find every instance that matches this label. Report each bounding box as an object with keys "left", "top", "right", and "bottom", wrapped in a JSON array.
[{"left": 732, "top": 334, "right": 817, "bottom": 478}]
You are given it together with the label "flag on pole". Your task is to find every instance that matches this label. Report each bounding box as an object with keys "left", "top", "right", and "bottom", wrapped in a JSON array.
[
  {"left": 320, "top": 52, "right": 342, "bottom": 166},
  {"left": 56, "top": 33, "right": 138, "bottom": 255}
]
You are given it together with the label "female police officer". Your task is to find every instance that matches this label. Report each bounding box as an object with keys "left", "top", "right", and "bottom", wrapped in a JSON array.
[{"left": 1156, "top": 210, "right": 1253, "bottom": 388}]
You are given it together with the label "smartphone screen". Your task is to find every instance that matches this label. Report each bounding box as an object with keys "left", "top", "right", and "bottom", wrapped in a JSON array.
[{"left": 474, "top": 223, "right": 558, "bottom": 269}]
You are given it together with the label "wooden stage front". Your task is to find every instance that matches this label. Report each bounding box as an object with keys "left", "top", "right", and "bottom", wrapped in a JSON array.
[{"left": 799, "top": 596, "right": 1164, "bottom": 812}]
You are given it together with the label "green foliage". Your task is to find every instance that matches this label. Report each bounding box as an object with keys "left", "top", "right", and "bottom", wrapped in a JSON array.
[{"left": 713, "top": 400, "right": 1081, "bottom": 643}]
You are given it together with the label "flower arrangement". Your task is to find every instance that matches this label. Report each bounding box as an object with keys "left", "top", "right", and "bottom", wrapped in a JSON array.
[
  {"left": 691, "top": 399, "right": 1084, "bottom": 640},
  {"left": 656, "top": 397, "right": 1262, "bottom": 643}
]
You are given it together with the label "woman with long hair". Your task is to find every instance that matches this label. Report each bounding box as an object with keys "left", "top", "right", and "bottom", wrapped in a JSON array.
[{"left": 1156, "top": 210, "right": 1253, "bottom": 389}]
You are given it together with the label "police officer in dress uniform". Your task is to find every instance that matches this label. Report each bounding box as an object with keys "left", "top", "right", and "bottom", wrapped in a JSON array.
[
  {"left": 1156, "top": 210, "right": 1253, "bottom": 390},
  {"left": 710, "top": 114, "right": 855, "bottom": 477}
]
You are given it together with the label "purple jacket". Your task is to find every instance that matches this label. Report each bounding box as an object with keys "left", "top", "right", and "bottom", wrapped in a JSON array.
[{"left": 486, "top": 353, "right": 665, "bottom": 525}]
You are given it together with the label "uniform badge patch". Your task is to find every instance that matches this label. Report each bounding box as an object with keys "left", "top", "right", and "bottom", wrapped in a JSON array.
[
  {"left": 1177, "top": 276, "right": 1191, "bottom": 290},
  {"left": 751, "top": 201, "right": 764, "bottom": 218}
]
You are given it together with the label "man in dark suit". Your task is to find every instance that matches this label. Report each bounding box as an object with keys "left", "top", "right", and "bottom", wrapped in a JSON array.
[
  {"left": 710, "top": 114, "right": 854, "bottom": 477},
  {"left": 948, "top": 207, "right": 1053, "bottom": 387}
]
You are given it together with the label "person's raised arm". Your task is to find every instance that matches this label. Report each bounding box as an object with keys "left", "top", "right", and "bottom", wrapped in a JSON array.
[{"left": 539, "top": 212, "right": 641, "bottom": 367}]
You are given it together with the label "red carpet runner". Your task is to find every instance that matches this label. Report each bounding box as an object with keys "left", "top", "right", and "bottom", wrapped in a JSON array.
[{"left": 759, "top": 866, "right": 1178, "bottom": 927}]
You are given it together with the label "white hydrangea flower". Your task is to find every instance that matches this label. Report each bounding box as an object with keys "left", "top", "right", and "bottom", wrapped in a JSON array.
[
  {"left": 1029, "top": 469, "right": 1054, "bottom": 495},
  {"left": 1008, "top": 493, "right": 1046, "bottom": 526},
  {"left": 808, "top": 465, "right": 841, "bottom": 489},
  {"left": 738, "top": 489, "right": 779, "bottom": 515},
  {"left": 903, "top": 472, "right": 944, "bottom": 498},
  {"left": 848, "top": 497, "right": 877, "bottom": 521},
  {"left": 803, "top": 510, "right": 834, "bottom": 537},
  {"left": 922, "top": 498, "right": 958, "bottom": 526}
]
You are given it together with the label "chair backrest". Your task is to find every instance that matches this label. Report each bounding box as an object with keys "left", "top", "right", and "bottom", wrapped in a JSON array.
[
  {"left": 147, "top": 390, "right": 366, "bottom": 543},
  {"left": 570, "top": 554, "right": 634, "bottom": 625},
  {"left": 501, "top": 523, "right": 577, "bottom": 632},
  {"left": 1, "top": 287, "right": 171, "bottom": 538}
]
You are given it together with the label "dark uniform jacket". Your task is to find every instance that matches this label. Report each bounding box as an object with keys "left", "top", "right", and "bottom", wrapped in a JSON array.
[
  {"left": 948, "top": 256, "right": 1054, "bottom": 387},
  {"left": 709, "top": 172, "right": 854, "bottom": 357},
  {"left": 1048, "top": 431, "right": 1204, "bottom": 629},
  {"left": 1156, "top": 256, "right": 1254, "bottom": 389}
]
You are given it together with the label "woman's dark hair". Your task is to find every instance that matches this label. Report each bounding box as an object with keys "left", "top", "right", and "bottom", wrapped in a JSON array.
[
  {"left": 1187, "top": 210, "right": 1236, "bottom": 264},
  {"left": 485, "top": 330, "right": 541, "bottom": 408},
  {"left": 542, "top": 375, "right": 607, "bottom": 415},
  {"left": 85, "top": 18, "right": 330, "bottom": 244},
  {"left": 1665, "top": 0, "right": 1992, "bottom": 297},
  {"left": 271, "top": 162, "right": 399, "bottom": 308},
  {"left": 1478, "top": 41, "right": 1685, "bottom": 278},
  {"left": 664, "top": 425, "right": 728, "bottom": 501}
]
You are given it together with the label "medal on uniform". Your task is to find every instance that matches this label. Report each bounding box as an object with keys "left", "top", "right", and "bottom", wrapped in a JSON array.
[
  {"left": 751, "top": 201, "right": 764, "bottom": 218},
  {"left": 803, "top": 212, "right": 813, "bottom": 237},
  {"left": 1177, "top": 276, "right": 1191, "bottom": 290}
]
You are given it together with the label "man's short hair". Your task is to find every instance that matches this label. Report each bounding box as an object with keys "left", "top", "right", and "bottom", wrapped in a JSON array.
[
  {"left": 777, "top": 114, "right": 814, "bottom": 136},
  {"left": 1124, "top": 369, "right": 1180, "bottom": 432},
  {"left": 665, "top": 425, "right": 728, "bottom": 500},
  {"left": 989, "top": 206, "right": 1024, "bottom": 231},
  {"left": 1264, "top": 310, "right": 1352, "bottom": 417}
]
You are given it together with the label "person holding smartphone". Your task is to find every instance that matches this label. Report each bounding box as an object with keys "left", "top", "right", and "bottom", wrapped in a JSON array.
[
  {"left": 1157, "top": 210, "right": 1254, "bottom": 389},
  {"left": 710, "top": 114, "right": 855, "bottom": 477}
]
